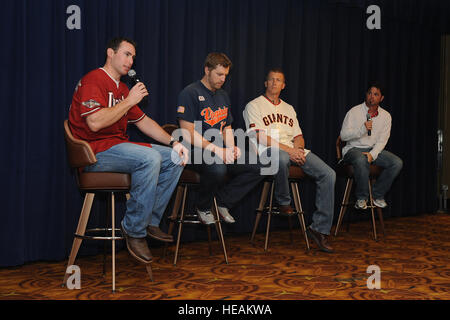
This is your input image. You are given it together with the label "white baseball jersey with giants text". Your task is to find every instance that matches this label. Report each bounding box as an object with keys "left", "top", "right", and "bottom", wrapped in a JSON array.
[{"left": 243, "top": 95, "right": 310, "bottom": 155}]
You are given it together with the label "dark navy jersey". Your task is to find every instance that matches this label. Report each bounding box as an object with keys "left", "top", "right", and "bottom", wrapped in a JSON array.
[{"left": 177, "top": 80, "right": 233, "bottom": 136}]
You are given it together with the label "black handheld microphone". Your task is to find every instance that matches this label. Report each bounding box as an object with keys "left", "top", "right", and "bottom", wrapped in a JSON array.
[
  {"left": 128, "top": 69, "right": 141, "bottom": 84},
  {"left": 366, "top": 113, "right": 372, "bottom": 136},
  {"left": 128, "top": 69, "right": 148, "bottom": 106}
]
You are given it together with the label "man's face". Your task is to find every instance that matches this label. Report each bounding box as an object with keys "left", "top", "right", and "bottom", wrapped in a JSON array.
[
  {"left": 365, "top": 87, "right": 384, "bottom": 107},
  {"left": 204, "top": 65, "right": 230, "bottom": 91},
  {"left": 108, "top": 41, "right": 136, "bottom": 76},
  {"left": 265, "top": 72, "right": 286, "bottom": 96}
]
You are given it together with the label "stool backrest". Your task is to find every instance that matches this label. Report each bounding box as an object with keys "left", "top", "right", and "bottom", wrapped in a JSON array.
[
  {"left": 64, "top": 119, "right": 97, "bottom": 168},
  {"left": 162, "top": 123, "right": 179, "bottom": 135},
  {"left": 336, "top": 136, "right": 346, "bottom": 161}
]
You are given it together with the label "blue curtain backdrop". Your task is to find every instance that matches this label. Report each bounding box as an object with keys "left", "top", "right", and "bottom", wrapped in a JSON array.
[{"left": 1, "top": 0, "right": 449, "bottom": 267}]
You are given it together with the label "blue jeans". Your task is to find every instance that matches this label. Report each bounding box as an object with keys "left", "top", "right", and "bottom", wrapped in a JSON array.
[
  {"left": 84, "top": 143, "right": 184, "bottom": 238},
  {"left": 342, "top": 148, "right": 403, "bottom": 200},
  {"left": 273, "top": 149, "right": 336, "bottom": 235}
]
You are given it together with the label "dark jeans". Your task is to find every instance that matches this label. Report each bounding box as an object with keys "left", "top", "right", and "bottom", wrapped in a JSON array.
[
  {"left": 342, "top": 147, "right": 403, "bottom": 200},
  {"left": 192, "top": 147, "right": 265, "bottom": 210}
]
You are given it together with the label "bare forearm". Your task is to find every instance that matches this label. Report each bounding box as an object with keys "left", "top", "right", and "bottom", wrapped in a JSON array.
[
  {"left": 179, "top": 120, "right": 220, "bottom": 153},
  {"left": 256, "top": 131, "right": 292, "bottom": 153},
  {"left": 86, "top": 98, "right": 135, "bottom": 132},
  {"left": 293, "top": 135, "right": 305, "bottom": 149},
  {"left": 135, "top": 116, "right": 172, "bottom": 145},
  {"left": 223, "top": 127, "right": 235, "bottom": 148},
  {"left": 256, "top": 131, "right": 305, "bottom": 165}
]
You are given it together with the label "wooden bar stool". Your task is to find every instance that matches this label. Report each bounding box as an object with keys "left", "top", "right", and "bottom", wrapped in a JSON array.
[
  {"left": 334, "top": 136, "right": 386, "bottom": 241},
  {"left": 62, "top": 120, "right": 153, "bottom": 292},
  {"left": 250, "top": 166, "right": 310, "bottom": 251},
  {"left": 162, "top": 124, "right": 228, "bottom": 265}
]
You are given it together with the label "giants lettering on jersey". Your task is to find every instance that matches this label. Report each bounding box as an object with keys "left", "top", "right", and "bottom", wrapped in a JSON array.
[
  {"left": 200, "top": 106, "right": 228, "bottom": 127},
  {"left": 107, "top": 92, "right": 125, "bottom": 108},
  {"left": 262, "top": 113, "right": 294, "bottom": 127}
]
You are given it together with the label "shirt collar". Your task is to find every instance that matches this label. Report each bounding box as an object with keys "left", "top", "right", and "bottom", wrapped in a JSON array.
[
  {"left": 100, "top": 68, "right": 120, "bottom": 89},
  {"left": 363, "top": 102, "right": 379, "bottom": 118},
  {"left": 199, "top": 80, "right": 217, "bottom": 96}
]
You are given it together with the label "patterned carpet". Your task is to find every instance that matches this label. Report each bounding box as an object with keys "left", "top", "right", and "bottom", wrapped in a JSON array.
[{"left": 0, "top": 212, "right": 449, "bottom": 300}]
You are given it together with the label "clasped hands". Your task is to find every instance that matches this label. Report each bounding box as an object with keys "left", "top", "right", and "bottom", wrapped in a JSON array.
[
  {"left": 289, "top": 147, "right": 306, "bottom": 165},
  {"left": 218, "top": 146, "right": 241, "bottom": 164}
]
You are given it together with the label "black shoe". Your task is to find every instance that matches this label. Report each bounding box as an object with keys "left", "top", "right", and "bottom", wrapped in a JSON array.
[
  {"left": 147, "top": 226, "right": 173, "bottom": 243},
  {"left": 121, "top": 223, "right": 153, "bottom": 263},
  {"left": 306, "top": 227, "right": 334, "bottom": 253}
]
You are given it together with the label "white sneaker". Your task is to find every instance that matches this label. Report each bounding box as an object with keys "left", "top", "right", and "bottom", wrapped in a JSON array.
[
  {"left": 197, "top": 209, "right": 215, "bottom": 225},
  {"left": 217, "top": 206, "right": 235, "bottom": 224},
  {"left": 355, "top": 199, "right": 368, "bottom": 210},
  {"left": 373, "top": 199, "right": 387, "bottom": 208}
]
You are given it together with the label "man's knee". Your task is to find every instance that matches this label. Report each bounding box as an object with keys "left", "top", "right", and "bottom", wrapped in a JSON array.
[
  {"left": 327, "top": 167, "right": 336, "bottom": 184},
  {"left": 351, "top": 154, "right": 370, "bottom": 169},
  {"left": 391, "top": 156, "right": 403, "bottom": 173},
  {"left": 204, "top": 164, "right": 227, "bottom": 182},
  {"left": 140, "top": 149, "right": 162, "bottom": 170},
  {"left": 317, "top": 163, "right": 336, "bottom": 185}
]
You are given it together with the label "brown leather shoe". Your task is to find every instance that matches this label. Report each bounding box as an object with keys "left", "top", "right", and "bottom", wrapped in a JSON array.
[
  {"left": 147, "top": 226, "right": 173, "bottom": 243},
  {"left": 306, "top": 227, "right": 334, "bottom": 253},
  {"left": 279, "top": 205, "right": 295, "bottom": 216},
  {"left": 121, "top": 224, "right": 153, "bottom": 263}
]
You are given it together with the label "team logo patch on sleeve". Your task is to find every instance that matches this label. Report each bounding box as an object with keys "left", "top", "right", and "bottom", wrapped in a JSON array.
[
  {"left": 177, "top": 106, "right": 185, "bottom": 113},
  {"left": 82, "top": 99, "right": 101, "bottom": 109}
]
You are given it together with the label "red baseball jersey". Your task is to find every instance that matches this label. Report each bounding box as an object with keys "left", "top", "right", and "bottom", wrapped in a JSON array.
[{"left": 69, "top": 68, "right": 149, "bottom": 154}]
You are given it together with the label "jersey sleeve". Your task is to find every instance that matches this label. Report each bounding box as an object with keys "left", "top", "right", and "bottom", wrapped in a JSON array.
[
  {"left": 75, "top": 81, "right": 108, "bottom": 117},
  {"left": 292, "top": 110, "right": 303, "bottom": 138},
  {"left": 176, "top": 88, "right": 198, "bottom": 123},
  {"left": 226, "top": 111, "right": 233, "bottom": 127},
  {"left": 243, "top": 101, "right": 266, "bottom": 132},
  {"left": 224, "top": 94, "right": 233, "bottom": 126},
  {"left": 127, "top": 105, "right": 146, "bottom": 123}
]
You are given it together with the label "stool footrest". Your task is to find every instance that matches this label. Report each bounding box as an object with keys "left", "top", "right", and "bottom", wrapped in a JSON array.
[
  {"left": 177, "top": 220, "right": 203, "bottom": 224},
  {"left": 256, "top": 207, "right": 304, "bottom": 216},
  {"left": 169, "top": 213, "right": 210, "bottom": 224},
  {"left": 75, "top": 228, "right": 123, "bottom": 241}
]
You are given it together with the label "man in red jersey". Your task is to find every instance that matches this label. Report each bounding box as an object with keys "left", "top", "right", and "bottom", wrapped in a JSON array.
[{"left": 69, "top": 37, "right": 188, "bottom": 264}]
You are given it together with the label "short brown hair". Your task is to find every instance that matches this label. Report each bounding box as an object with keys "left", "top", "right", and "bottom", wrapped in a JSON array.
[
  {"left": 105, "top": 37, "right": 137, "bottom": 62},
  {"left": 266, "top": 68, "right": 285, "bottom": 81},
  {"left": 204, "top": 52, "right": 232, "bottom": 70}
]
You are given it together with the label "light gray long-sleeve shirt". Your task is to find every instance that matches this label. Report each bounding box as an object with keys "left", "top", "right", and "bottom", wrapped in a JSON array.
[{"left": 340, "top": 102, "right": 391, "bottom": 161}]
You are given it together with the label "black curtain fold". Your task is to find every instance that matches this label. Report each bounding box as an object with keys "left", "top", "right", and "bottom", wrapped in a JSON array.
[{"left": 1, "top": 0, "right": 449, "bottom": 267}]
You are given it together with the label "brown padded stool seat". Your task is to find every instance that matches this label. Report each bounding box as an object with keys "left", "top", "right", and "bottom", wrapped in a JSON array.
[
  {"left": 179, "top": 167, "right": 201, "bottom": 184},
  {"left": 263, "top": 165, "right": 306, "bottom": 182},
  {"left": 288, "top": 165, "right": 307, "bottom": 179},
  {"left": 78, "top": 172, "right": 131, "bottom": 190},
  {"left": 336, "top": 161, "right": 383, "bottom": 178}
]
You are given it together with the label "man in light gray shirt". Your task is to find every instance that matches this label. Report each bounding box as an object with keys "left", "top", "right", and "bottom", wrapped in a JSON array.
[{"left": 340, "top": 82, "right": 403, "bottom": 210}]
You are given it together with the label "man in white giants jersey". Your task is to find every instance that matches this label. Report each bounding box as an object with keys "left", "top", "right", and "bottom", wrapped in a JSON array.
[{"left": 243, "top": 68, "right": 335, "bottom": 253}]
